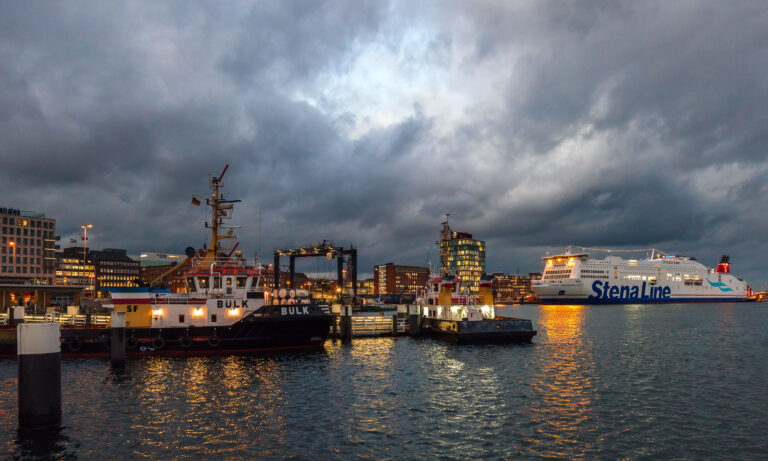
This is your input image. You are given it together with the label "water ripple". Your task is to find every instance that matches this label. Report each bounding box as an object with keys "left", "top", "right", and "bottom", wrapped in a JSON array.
[{"left": 1, "top": 303, "right": 767, "bottom": 459}]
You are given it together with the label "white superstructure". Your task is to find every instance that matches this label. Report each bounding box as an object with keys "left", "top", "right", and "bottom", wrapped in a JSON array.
[{"left": 532, "top": 248, "right": 748, "bottom": 304}]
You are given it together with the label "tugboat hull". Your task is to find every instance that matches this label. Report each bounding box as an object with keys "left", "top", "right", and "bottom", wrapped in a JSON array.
[
  {"left": 421, "top": 318, "right": 536, "bottom": 344},
  {"left": 0, "top": 311, "right": 332, "bottom": 357}
]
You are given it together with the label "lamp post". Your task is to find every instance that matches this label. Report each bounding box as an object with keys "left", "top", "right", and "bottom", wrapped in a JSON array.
[
  {"left": 81, "top": 224, "right": 93, "bottom": 297},
  {"left": 8, "top": 241, "right": 15, "bottom": 273},
  {"left": 8, "top": 241, "right": 16, "bottom": 307}
]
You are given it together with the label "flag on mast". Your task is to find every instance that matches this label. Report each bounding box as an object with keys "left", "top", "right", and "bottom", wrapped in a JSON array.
[{"left": 191, "top": 196, "right": 201, "bottom": 206}]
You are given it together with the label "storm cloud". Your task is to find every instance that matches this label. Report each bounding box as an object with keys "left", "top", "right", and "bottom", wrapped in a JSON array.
[{"left": 1, "top": 1, "right": 767, "bottom": 286}]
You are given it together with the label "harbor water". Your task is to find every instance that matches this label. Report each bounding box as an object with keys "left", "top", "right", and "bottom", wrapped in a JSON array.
[{"left": 1, "top": 303, "right": 767, "bottom": 459}]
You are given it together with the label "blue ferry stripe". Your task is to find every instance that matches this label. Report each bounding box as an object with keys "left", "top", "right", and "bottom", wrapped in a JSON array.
[{"left": 707, "top": 280, "right": 734, "bottom": 292}]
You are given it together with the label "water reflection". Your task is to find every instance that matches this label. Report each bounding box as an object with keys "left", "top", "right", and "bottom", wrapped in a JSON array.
[
  {"left": 15, "top": 425, "right": 77, "bottom": 460},
  {"left": 521, "top": 305, "right": 598, "bottom": 458}
]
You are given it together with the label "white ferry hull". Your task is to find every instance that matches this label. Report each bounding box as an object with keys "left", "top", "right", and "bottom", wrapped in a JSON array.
[{"left": 532, "top": 251, "right": 749, "bottom": 304}]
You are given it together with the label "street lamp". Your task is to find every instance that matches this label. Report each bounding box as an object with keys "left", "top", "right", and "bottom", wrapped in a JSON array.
[
  {"left": 8, "top": 241, "right": 15, "bottom": 275},
  {"left": 81, "top": 224, "right": 93, "bottom": 296}
]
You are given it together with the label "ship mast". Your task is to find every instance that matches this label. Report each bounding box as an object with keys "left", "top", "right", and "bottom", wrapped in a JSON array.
[{"left": 194, "top": 164, "right": 240, "bottom": 268}]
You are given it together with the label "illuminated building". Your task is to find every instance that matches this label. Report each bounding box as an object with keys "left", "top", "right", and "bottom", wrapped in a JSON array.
[
  {"left": 0, "top": 207, "right": 58, "bottom": 284},
  {"left": 491, "top": 272, "right": 542, "bottom": 303},
  {"left": 356, "top": 278, "right": 374, "bottom": 295},
  {"left": 373, "top": 263, "right": 430, "bottom": 295},
  {"left": 439, "top": 221, "right": 486, "bottom": 293},
  {"left": 90, "top": 248, "right": 140, "bottom": 297},
  {"left": 55, "top": 247, "right": 96, "bottom": 292}
]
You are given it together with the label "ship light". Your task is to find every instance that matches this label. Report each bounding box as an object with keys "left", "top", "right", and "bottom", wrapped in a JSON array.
[
  {"left": 437, "top": 306, "right": 443, "bottom": 317},
  {"left": 423, "top": 306, "right": 429, "bottom": 316},
  {"left": 152, "top": 308, "right": 162, "bottom": 315},
  {"left": 481, "top": 305, "right": 491, "bottom": 316},
  {"left": 192, "top": 308, "right": 204, "bottom": 317},
  {"left": 228, "top": 308, "right": 240, "bottom": 316}
]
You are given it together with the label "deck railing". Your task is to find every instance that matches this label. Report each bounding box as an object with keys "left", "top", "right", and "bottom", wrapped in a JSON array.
[{"left": 0, "top": 313, "right": 111, "bottom": 326}]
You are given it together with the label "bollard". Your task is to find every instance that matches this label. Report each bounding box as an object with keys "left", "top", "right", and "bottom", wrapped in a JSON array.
[
  {"left": 408, "top": 304, "right": 421, "bottom": 336},
  {"left": 392, "top": 314, "right": 398, "bottom": 337},
  {"left": 17, "top": 323, "right": 61, "bottom": 431},
  {"left": 110, "top": 311, "right": 126, "bottom": 367}
]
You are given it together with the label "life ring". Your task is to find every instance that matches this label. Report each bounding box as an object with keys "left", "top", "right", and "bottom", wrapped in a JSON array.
[
  {"left": 153, "top": 336, "right": 166, "bottom": 350},
  {"left": 126, "top": 337, "right": 138, "bottom": 350},
  {"left": 67, "top": 337, "right": 83, "bottom": 353},
  {"left": 179, "top": 335, "right": 193, "bottom": 348},
  {"left": 207, "top": 335, "right": 221, "bottom": 348}
]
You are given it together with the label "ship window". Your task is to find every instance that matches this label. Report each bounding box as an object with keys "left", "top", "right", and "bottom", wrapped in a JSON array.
[
  {"left": 226, "top": 277, "right": 233, "bottom": 286},
  {"left": 198, "top": 277, "right": 209, "bottom": 289},
  {"left": 211, "top": 314, "right": 217, "bottom": 323},
  {"left": 179, "top": 315, "right": 185, "bottom": 323},
  {"left": 187, "top": 277, "right": 196, "bottom": 291},
  {"left": 214, "top": 277, "right": 221, "bottom": 288},
  {"left": 237, "top": 277, "right": 247, "bottom": 287}
]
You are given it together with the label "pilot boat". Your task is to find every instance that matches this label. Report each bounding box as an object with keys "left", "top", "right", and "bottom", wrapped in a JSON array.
[{"left": 415, "top": 275, "right": 536, "bottom": 344}]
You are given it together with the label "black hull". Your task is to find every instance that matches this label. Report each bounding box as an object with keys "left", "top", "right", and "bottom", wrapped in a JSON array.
[
  {"left": 420, "top": 318, "right": 536, "bottom": 345},
  {"left": 0, "top": 311, "right": 332, "bottom": 358}
]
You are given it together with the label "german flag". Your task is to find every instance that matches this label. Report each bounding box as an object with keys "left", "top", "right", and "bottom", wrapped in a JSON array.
[{"left": 191, "top": 196, "right": 201, "bottom": 206}]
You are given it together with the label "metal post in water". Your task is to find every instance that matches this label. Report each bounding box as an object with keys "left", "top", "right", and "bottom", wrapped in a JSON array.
[
  {"left": 110, "top": 311, "right": 126, "bottom": 367},
  {"left": 392, "top": 314, "right": 398, "bottom": 337},
  {"left": 342, "top": 305, "right": 352, "bottom": 344},
  {"left": 17, "top": 323, "right": 61, "bottom": 431},
  {"left": 408, "top": 304, "right": 421, "bottom": 336}
]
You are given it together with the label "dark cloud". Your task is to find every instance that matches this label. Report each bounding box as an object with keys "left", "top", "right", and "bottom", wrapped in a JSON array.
[{"left": 1, "top": 1, "right": 767, "bottom": 287}]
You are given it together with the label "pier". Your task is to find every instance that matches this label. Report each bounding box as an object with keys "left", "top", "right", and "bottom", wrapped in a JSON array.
[{"left": 330, "top": 305, "right": 409, "bottom": 338}]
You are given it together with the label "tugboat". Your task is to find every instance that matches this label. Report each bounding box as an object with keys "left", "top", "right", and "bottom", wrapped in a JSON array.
[
  {"left": 416, "top": 275, "right": 536, "bottom": 344},
  {"left": 0, "top": 165, "right": 332, "bottom": 356}
]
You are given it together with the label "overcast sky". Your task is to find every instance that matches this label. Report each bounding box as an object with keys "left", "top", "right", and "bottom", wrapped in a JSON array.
[{"left": 2, "top": 1, "right": 767, "bottom": 286}]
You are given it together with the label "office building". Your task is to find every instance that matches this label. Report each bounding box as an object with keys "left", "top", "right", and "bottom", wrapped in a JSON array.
[
  {"left": 0, "top": 207, "right": 58, "bottom": 284},
  {"left": 91, "top": 248, "right": 140, "bottom": 297},
  {"left": 373, "top": 263, "right": 430, "bottom": 295},
  {"left": 439, "top": 221, "right": 486, "bottom": 292},
  {"left": 55, "top": 247, "right": 96, "bottom": 292}
]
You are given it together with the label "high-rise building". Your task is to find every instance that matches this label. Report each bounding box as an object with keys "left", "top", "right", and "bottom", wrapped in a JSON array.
[
  {"left": 0, "top": 207, "right": 58, "bottom": 284},
  {"left": 373, "top": 263, "right": 430, "bottom": 295},
  {"left": 439, "top": 221, "right": 486, "bottom": 292}
]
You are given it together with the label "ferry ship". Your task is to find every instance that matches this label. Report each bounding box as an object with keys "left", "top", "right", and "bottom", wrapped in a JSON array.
[
  {"left": 0, "top": 165, "right": 332, "bottom": 356},
  {"left": 532, "top": 247, "right": 749, "bottom": 304}
]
